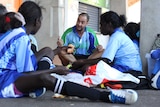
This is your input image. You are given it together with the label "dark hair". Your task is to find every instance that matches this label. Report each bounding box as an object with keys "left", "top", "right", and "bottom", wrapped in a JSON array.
[
  {"left": 119, "top": 14, "right": 127, "bottom": 28},
  {"left": 18, "top": 1, "right": 42, "bottom": 25},
  {"left": 124, "top": 22, "right": 140, "bottom": 41},
  {"left": 0, "top": 12, "right": 23, "bottom": 33},
  {"left": 79, "top": 12, "right": 90, "bottom": 22},
  {"left": 100, "top": 11, "right": 126, "bottom": 29},
  {"left": 0, "top": 4, "right": 7, "bottom": 16}
]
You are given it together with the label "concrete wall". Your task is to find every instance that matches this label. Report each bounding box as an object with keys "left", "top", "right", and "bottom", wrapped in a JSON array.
[
  {"left": 109, "top": 0, "right": 128, "bottom": 17},
  {"left": 32, "top": 0, "right": 65, "bottom": 49},
  {"left": 140, "top": 0, "right": 160, "bottom": 74},
  {"left": 109, "top": 0, "right": 140, "bottom": 23}
]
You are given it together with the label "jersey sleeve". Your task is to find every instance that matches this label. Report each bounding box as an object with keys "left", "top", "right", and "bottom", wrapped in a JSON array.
[{"left": 15, "top": 35, "right": 37, "bottom": 72}]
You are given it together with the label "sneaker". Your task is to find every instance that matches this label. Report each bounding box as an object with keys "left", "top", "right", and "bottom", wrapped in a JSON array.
[
  {"left": 29, "top": 87, "right": 46, "bottom": 98},
  {"left": 109, "top": 89, "right": 138, "bottom": 104}
]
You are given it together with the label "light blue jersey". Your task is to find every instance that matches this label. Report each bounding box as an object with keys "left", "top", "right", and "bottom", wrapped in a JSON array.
[
  {"left": 102, "top": 28, "right": 142, "bottom": 72},
  {"left": 0, "top": 27, "right": 37, "bottom": 93},
  {"left": 62, "top": 26, "right": 99, "bottom": 55}
]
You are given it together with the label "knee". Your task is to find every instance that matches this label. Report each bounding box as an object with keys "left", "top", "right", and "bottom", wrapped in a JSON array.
[
  {"left": 40, "top": 73, "right": 57, "bottom": 87},
  {"left": 42, "top": 47, "right": 52, "bottom": 52},
  {"left": 43, "top": 47, "right": 55, "bottom": 59}
]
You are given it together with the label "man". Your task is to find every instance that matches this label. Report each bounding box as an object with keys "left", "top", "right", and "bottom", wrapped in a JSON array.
[{"left": 57, "top": 13, "right": 103, "bottom": 66}]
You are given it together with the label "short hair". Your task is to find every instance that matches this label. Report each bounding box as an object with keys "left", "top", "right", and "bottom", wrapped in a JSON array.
[
  {"left": 79, "top": 12, "right": 90, "bottom": 22},
  {"left": 124, "top": 22, "right": 139, "bottom": 41},
  {"left": 0, "top": 3, "right": 7, "bottom": 16},
  {"left": 18, "top": 1, "right": 42, "bottom": 25}
]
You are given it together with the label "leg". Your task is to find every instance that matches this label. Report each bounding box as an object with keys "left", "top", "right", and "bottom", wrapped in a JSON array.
[
  {"left": 14, "top": 73, "right": 57, "bottom": 93},
  {"left": 37, "top": 57, "right": 55, "bottom": 70},
  {"left": 37, "top": 61, "right": 50, "bottom": 70},
  {"left": 36, "top": 47, "right": 61, "bottom": 70},
  {"left": 35, "top": 47, "right": 55, "bottom": 62},
  {"left": 58, "top": 81, "right": 138, "bottom": 104},
  {"left": 14, "top": 67, "right": 69, "bottom": 93},
  {"left": 15, "top": 73, "right": 98, "bottom": 99},
  {"left": 14, "top": 71, "right": 138, "bottom": 104},
  {"left": 58, "top": 52, "right": 76, "bottom": 66},
  {"left": 61, "top": 81, "right": 109, "bottom": 101}
]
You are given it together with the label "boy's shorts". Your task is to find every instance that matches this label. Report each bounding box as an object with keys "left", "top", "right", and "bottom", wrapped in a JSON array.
[{"left": 1, "top": 83, "right": 23, "bottom": 98}]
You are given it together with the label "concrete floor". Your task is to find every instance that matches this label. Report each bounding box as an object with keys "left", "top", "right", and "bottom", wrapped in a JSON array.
[{"left": 0, "top": 90, "right": 160, "bottom": 107}]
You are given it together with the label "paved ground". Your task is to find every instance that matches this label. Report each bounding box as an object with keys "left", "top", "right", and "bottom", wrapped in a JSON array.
[{"left": 0, "top": 89, "right": 160, "bottom": 107}]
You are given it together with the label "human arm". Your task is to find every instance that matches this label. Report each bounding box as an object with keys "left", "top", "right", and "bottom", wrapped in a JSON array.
[
  {"left": 101, "top": 34, "right": 120, "bottom": 61},
  {"left": 70, "top": 57, "right": 112, "bottom": 70},
  {"left": 96, "top": 45, "right": 104, "bottom": 52},
  {"left": 57, "top": 37, "right": 64, "bottom": 47},
  {"left": 16, "top": 35, "right": 36, "bottom": 72},
  {"left": 24, "top": 66, "right": 70, "bottom": 75},
  {"left": 57, "top": 27, "right": 73, "bottom": 47},
  {"left": 34, "top": 47, "right": 55, "bottom": 62}
]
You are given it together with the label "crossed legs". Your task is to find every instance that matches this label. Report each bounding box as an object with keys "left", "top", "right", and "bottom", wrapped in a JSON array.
[{"left": 14, "top": 70, "right": 109, "bottom": 102}]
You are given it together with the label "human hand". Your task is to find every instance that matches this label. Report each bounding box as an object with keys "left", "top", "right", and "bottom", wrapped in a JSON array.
[
  {"left": 58, "top": 46, "right": 70, "bottom": 55},
  {"left": 67, "top": 44, "right": 75, "bottom": 53},
  {"left": 57, "top": 37, "right": 63, "bottom": 47},
  {"left": 70, "top": 59, "right": 84, "bottom": 70},
  {"left": 52, "top": 66, "right": 70, "bottom": 75},
  {"left": 97, "top": 45, "right": 103, "bottom": 52}
]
